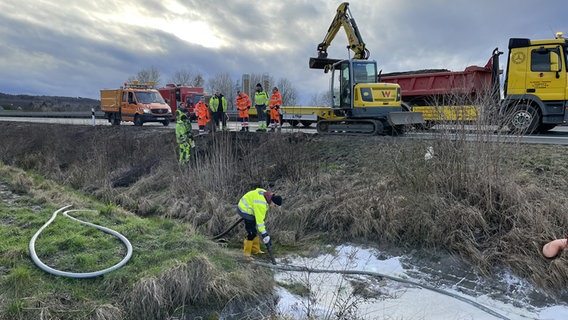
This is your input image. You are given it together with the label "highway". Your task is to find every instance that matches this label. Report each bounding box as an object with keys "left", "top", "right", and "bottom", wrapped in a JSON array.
[
  {"left": 0, "top": 113, "right": 316, "bottom": 134},
  {"left": 3, "top": 112, "right": 568, "bottom": 145}
]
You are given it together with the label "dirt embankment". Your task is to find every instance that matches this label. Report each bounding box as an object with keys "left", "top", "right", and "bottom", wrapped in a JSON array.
[{"left": 1, "top": 121, "right": 568, "bottom": 303}]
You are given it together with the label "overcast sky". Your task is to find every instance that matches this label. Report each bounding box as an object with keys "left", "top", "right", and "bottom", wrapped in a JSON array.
[{"left": 0, "top": 0, "right": 565, "bottom": 104}]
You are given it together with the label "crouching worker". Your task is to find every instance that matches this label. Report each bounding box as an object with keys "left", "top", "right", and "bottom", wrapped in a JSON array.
[{"left": 236, "top": 188, "right": 283, "bottom": 256}]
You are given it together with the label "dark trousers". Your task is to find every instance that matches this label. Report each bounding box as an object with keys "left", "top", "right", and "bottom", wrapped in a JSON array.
[
  {"left": 255, "top": 105, "right": 266, "bottom": 123},
  {"left": 214, "top": 110, "right": 226, "bottom": 128},
  {"left": 237, "top": 208, "right": 257, "bottom": 240}
]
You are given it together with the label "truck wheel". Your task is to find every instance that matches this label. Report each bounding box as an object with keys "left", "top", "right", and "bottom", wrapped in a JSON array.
[
  {"left": 289, "top": 120, "right": 299, "bottom": 127},
  {"left": 301, "top": 121, "right": 312, "bottom": 127},
  {"left": 162, "top": 119, "right": 170, "bottom": 126},
  {"left": 134, "top": 115, "right": 143, "bottom": 126},
  {"left": 539, "top": 124, "right": 556, "bottom": 132},
  {"left": 111, "top": 114, "right": 120, "bottom": 125},
  {"left": 509, "top": 104, "right": 539, "bottom": 134},
  {"left": 316, "top": 121, "right": 329, "bottom": 133}
]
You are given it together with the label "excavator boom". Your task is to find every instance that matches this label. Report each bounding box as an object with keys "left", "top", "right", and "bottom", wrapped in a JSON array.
[{"left": 309, "top": 2, "right": 369, "bottom": 70}]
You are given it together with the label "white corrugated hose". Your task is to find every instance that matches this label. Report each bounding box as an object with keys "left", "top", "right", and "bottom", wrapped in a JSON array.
[{"left": 29, "top": 205, "right": 132, "bottom": 278}]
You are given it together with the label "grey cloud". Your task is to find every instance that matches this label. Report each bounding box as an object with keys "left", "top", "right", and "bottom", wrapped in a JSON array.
[{"left": 0, "top": 0, "right": 566, "bottom": 103}]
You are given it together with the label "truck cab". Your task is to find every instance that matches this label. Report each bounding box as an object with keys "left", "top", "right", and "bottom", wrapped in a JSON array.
[
  {"left": 100, "top": 82, "right": 172, "bottom": 126},
  {"left": 503, "top": 36, "right": 568, "bottom": 133}
]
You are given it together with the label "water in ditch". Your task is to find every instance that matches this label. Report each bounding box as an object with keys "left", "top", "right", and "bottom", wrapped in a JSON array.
[{"left": 272, "top": 245, "right": 568, "bottom": 320}]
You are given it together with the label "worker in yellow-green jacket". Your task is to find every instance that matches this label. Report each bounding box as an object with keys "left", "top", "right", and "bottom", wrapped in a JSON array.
[
  {"left": 175, "top": 109, "right": 194, "bottom": 163},
  {"left": 236, "top": 188, "right": 283, "bottom": 256},
  {"left": 209, "top": 90, "right": 228, "bottom": 131},
  {"left": 254, "top": 83, "right": 270, "bottom": 132}
]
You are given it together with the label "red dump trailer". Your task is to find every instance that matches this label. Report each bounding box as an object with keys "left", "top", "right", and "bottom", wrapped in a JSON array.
[{"left": 380, "top": 49, "right": 501, "bottom": 126}]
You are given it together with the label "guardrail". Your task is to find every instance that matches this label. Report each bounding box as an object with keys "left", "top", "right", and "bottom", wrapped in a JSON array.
[
  {"left": 0, "top": 111, "right": 106, "bottom": 118},
  {"left": 0, "top": 110, "right": 242, "bottom": 120}
]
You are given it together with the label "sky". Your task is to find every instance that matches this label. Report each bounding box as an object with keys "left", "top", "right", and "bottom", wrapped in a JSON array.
[{"left": 0, "top": 0, "right": 566, "bottom": 105}]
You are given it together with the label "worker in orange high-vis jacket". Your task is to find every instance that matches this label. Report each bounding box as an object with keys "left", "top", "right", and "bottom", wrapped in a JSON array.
[
  {"left": 269, "top": 87, "right": 282, "bottom": 132},
  {"left": 236, "top": 188, "right": 283, "bottom": 256},
  {"left": 195, "top": 96, "right": 210, "bottom": 135},
  {"left": 236, "top": 90, "right": 251, "bottom": 132}
]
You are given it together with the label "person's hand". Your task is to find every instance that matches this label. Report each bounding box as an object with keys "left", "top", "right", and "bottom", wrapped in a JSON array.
[{"left": 262, "top": 233, "right": 270, "bottom": 244}]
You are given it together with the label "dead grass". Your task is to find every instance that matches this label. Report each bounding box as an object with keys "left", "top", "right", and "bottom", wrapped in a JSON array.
[
  {"left": 1, "top": 119, "right": 568, "bottom": 311},
  {"left": 126, "top": 254, "right": 274, "bottom": 320}
]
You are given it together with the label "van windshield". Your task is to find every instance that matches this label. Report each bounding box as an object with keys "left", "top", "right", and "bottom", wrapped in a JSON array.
[{"left": 135, "top": 91, "right": 166, "bottom": 104}]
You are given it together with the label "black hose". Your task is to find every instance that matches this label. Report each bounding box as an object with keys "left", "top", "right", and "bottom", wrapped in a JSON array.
[
  {"left": 254, "top": 261, "right": 511, "bottom": 320},
  {"left": 210, "top": 217, "right": 243, "bottom": 241}
]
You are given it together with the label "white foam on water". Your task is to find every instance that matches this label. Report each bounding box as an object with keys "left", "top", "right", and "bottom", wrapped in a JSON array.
[{"left": 274, "top": 245, "right": 568, "bottom": 320}]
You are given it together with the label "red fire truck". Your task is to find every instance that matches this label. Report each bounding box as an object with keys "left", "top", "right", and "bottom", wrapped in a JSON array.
[{"left": 157, "top": 84, "right": 204, "bottom": 120}]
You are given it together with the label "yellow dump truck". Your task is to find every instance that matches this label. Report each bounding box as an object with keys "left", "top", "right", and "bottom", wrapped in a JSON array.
[{"left": 100, "top": 82, "right": 172, "bottom": 126}]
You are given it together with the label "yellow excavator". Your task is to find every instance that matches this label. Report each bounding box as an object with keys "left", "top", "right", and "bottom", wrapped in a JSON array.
[{"left": 310, "top": 2, "right": 423, "bottom": 135}]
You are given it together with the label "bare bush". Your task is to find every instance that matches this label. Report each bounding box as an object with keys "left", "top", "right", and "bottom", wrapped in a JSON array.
[
  {"left": 92, "top": 304, "right": 125, "bottom": 320},
  {"left": 126, "top": 254, "right": 273, "bottom": 320}
]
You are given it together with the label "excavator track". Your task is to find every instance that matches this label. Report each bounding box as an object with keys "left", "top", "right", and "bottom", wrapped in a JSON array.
[{"left": 317, "top": 119, "right": 386, "bottom": 135}]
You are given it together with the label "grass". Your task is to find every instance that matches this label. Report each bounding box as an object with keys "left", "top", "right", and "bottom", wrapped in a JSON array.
[{"left": 0, "top": 165, "right": 273, "bottom": 320}]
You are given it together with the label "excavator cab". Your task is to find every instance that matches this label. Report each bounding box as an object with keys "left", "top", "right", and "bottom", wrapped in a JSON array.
[
  {"left": 331, "top": 59, "right": 395, "bottom": 109},
  {"left": 332, "top": 60, "right": 351, "bottom": 109},
  {"left": 332, "top": 59, "right": 377, "bottom": 110}
]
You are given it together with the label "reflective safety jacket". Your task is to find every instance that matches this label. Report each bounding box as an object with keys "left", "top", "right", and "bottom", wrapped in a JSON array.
[
  {"left": 195, "top": 101, "right": 210, "bottom": 126},
  {"left": 238, "top": 188, "right": 270, "bottom": 234},
  {"left": 175, "top": 119, "right": 188, "bottom": 144},
  {"left": 236, "top": 92, "right": 251, "bottom": 118},
  {"left": 195, "top": 101, "right": 210, "bottom": 119},
  {"left": 254, "top": 91, "right": 269, "bottom": 106},
  {"left": 236, "top": 93, "right": 251, "bottom": 110},
  {"left": 209, "top": 95, "right": 227, "bottom": 112},
  {"left": 269, "top": 91, "right": 282, "bottom": 109}
]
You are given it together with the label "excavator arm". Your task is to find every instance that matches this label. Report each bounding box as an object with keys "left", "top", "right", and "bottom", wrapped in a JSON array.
[{"left": 309, "top": 2, "right": 370, "bottom": 71}]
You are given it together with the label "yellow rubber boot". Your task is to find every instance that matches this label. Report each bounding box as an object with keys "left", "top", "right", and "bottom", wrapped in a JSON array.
[
  {"left": 252, "top": 236, "right": 265, "bottom": 254},
  {"left": 243, "top": 239, "right": 253, "bottom": 257}
]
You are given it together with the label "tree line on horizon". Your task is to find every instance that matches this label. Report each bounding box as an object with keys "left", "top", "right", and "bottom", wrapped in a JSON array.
[{"left": 128, "top": 66, "right": 330, "bottom": 108}]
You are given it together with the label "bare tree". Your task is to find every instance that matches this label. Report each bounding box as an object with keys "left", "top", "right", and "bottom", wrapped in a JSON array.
[
  {"left": 309, "top": 91, "right": 332, "bottom": 106},
  {"left": 169, "top": 69, "right": 205, "bottom": 87},
  {"left": 207, "top": 72, "right": 236, "bottom": 109},
  {"left": 193, "top": 74, "right": 205, "bottom": 87},
  {"left": 169, "top": 69, "right": 193, "bottom": 86},
  {"left": 128, "top": 66, "right": 162, "bottom": 87},
  {"left": 276, "top": 78, "right": 298, "bottom": 106}
]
